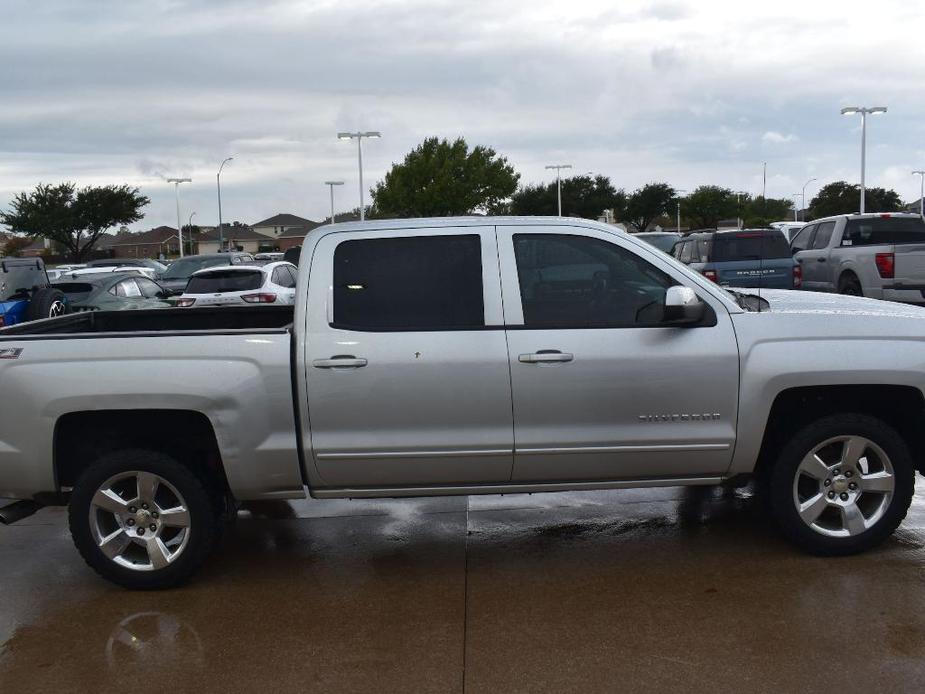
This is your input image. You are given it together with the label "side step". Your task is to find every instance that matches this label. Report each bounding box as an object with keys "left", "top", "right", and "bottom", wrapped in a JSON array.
[{"left": 0, "top": 500, "right": 42, "bottom": 525}]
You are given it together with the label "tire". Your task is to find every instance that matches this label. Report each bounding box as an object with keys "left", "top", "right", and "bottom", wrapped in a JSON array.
[
  {"left": 837, "top": 273, "right": 862, "bottom": 297},
  {"left": 26, "top": 287, "right": 67, "bottom": 321},
  {"left": 69, "top": 449, "right": 219, "bottom": 589},
  {"left": 769, "top": 413, "right": 914, "bottom": 555}
]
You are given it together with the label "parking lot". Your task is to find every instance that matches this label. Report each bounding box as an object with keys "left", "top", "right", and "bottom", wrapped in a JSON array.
[{"left": 3, "top": 483, "right": 925, "bottom": 693}]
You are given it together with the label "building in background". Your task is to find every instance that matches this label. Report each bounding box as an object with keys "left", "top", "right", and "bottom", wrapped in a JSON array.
[{"left": 252, "top": 213, "right": 318, "bottom": 239}]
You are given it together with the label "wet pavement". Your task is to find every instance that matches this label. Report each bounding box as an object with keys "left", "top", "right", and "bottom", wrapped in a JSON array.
[{"left": 3, "top": 483, "right": 925, "bottom": 693}]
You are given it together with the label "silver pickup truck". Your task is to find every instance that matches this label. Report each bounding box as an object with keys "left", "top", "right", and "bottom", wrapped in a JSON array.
[
  {"left": 2, "top": 216, "right": 924, "bottom": 589},
  {"left": 791, "top": 212, "right": 925, "bottom": 303}
]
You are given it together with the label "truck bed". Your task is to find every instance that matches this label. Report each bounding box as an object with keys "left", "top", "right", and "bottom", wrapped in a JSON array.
[{"left": 0, "top": 305, "right": 295, "bottom": 337}]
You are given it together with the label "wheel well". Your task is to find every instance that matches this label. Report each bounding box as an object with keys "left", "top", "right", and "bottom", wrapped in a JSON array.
[
  {"left": 838, "top": 270, "right": 859, "bottom": 285},
  {"left": 54, "top": 410, "right": 229, "bottom": 496},
  {"left": 756, "top": 385, "right": 925, "bottom": 479}
]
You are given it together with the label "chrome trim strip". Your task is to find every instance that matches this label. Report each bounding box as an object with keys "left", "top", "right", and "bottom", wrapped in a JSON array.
[
  {"left": 315, "top": 448, "right": 512, "bottom": 460},
  {"left": 516, "top": 443, "right": 731, "bottom": 455}
]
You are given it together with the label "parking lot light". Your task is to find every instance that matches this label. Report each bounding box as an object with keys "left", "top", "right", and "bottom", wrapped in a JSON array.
[
  {"left": 338, "top": 132, "right": 381, "bottom": 221},
  {"left": 545, "top": 164, "right": 572, "bottom": 216},
  {"left": 841, "top": 106, "right": 887, "bottom": 213},
  {"left": 217, "top": 157, "right": 234, "bottom": 252},
  {"left": 166, "top": 177, "right": 191, "bottom": 257},
  {"left": 800, "top": 178, "right": 817, "bottom": 221},
  {"left": 324, "top": 181, "right": 345, "bottom": 224},
  {"left": 913, "top": 171, "right": 925, "bottom": 218}
]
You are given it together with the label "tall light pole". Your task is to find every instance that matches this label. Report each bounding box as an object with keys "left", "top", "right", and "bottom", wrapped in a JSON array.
[
  {"left": 187, "top": 211, "right": 196, "bottom": 256},
  {"left": 800, "top": 177, "right": 817, "bottom": 221},
  {"left": 216, "top": 157, "right": 233, "bottom": 252},
  {"left": 324, "top": 181, "right": 344, "bottom": 224},
  {"left": 166, "top": 177, "right": 191, "bottom": 258},
  {"left": 841, "top": 106, "right": 887, "bottom": 213},
  {"left": 675, "top": 189, "right": 687, "bottom": 233},
  {"left": 545, "top": 164, "right": 572, "bottom": 216},
  {"left": 735, "top": 191, "right": 748, "bottom": 229},
  {"left": 792, "top": 194, "right": 801, "bottom": 222},
  {"left": 912, "top": 170, "right": 925, "bottom": 219},
  {"left": 337, "top": 131, "right": 380, "bottom": 221}
]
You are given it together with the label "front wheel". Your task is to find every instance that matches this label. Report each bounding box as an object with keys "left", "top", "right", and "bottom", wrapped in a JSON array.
[
  {"left": 69, "top": 450, "right": 219, "bottom": 589},
  {"left": 770, "top": 414, "right": 914, "bottom": 555}
]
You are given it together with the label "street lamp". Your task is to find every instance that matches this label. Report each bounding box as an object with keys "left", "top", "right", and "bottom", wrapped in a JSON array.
[
  {"left": 792, "top": 194, "right": 802, "bottom": 222},
  {"left": 337, "top": 131, "right": 380, "bottom": 221},
  {"left": 913, "top": 171, "right": 925, "bottom": 219},
  {"left": 216, "top": 157, "right": 233, "bottom": 252},
  {"left": 734, "top": 191, "right": 748, "bottom": 229},
  {"left": 324, "top": 181, "right": 345, "bottom": 224},
  {"left": 841, "top": 106, "right": 887, "bottom": 213},
  {"left": 675, "top": 189, "right": 688, "bottom": 233},
  {"left": 187, "top": 211, "right": 196, "bottom": 256},
  {"left": 545, "top": 164, "right": 572, "bottom": 216},
  {"left": 800, "top": 178, "right": 817, "bottom": 221},
  {"left": 166, "top": 177, "right": 191, "bottom": 258}
]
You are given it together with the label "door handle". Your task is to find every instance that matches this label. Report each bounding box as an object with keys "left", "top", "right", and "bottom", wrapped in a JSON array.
[
  {"left": 817, "top": 258, "right": 827, "bottom": 262},
  {"left": 312, "top": 355, "right": 368, "bottom": 369},
  {"left": 518, "top": 350, "right": 574, "bottom": 364}
]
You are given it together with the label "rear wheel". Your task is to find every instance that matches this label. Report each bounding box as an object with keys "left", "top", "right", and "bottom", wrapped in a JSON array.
[
  {"left": 837, "top": 273, "right": 862, "bottom": 297},
  {"left": 69, "top": 450, "right": 218, "bottom": 589},
  {"left": 770, "top": 414, "right": 914, "bottom": 555},
  {"left": 27, "top": 287, "right": 67, "bottom": 321}
]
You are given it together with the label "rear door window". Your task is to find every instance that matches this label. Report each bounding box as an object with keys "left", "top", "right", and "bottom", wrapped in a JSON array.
[
  {"left": 111, "top": 279, "right": 142, "bottom": 297},
  {"left": 811, "top": 222, "right": 836, "bottom": 249},
  {"left": 678, "top": 241, "right": 694, "bottom": 263},
  {"left": 841, "top": 217, "right": 925, "bottom": 246},
  {"left": 333, "top": 235, "right": 484, "bottom": 330},
  {"left": 186, "top": 270, "right": 263, "bottom": 293},
  {"left": 711, "top": 231, "right": 790, "bottom": 261}
]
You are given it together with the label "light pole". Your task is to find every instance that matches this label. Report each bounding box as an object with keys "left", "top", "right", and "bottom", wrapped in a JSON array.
[
  {"left": 216, "top": 157, "right": 233, "bottom": 252},
  {"left": 166, "top": 177, "right": 191, "bottom": 258},
  {"left": 913, "top": 171, "right": 925, "bottom": 219},
  {"left": 735, "top": 191, "right": 748, "bottom": 229},
  {"left": 841, "top": 106, "right": 887, "bottom": 213},
  {"left": 187, "top": 211, "right": 196, "bottom": 256},
  {"left": 324, "top": 181, "right": 344, "bottom": 224},
  {"left": 337, "top": 131, "right": 380, "bottom": 221},
  {"left": 545, "top": 164, "right": 572, "bottom": 216},
  {"left": 675, "top": 189, "right": 687, "bottom": 233},
  {"left": 792, "top": 194, "right": 801, "bottom": 222},
  {"left": 800, "top": 177, "right": 817, "bottom": 221}
]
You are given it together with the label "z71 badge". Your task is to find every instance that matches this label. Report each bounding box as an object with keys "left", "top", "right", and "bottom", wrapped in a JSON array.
[{"left": 0, "top": 348, "right": 23, "bottom": 360}]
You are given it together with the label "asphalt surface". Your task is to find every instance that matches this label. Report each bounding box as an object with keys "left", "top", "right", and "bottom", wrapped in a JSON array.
[{"left": 3, "top": 483, "right": 925, "bottom": 693}]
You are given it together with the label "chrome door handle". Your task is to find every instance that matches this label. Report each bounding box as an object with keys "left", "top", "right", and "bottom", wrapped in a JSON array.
[
  {"left": 518, "top": 351, "right": 574, "bottom": 364},
  {"left": 312, "top": 356, "right": 368, "bottom": 369}
]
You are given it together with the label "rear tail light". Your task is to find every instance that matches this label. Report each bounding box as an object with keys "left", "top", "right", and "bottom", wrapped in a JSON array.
[
  {"left": 701, "top": 269, "right": 718, "bottom": 283},
  {"left": 793, "top": 263, "right": 803, "bottom": 288},
  {"left": 875, "top": 252, "right": 894, "bottom": 279},
  {"left": 241, "top": 293, "right": 277, "bottom": 304},
  {"left": 176, "top": 298, "right": 196, "bottom": 307},
  {"left": 0, "top": 316, "right": 5, "bottom": 327}
]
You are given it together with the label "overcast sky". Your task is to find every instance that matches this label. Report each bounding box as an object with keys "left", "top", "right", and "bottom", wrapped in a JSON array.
[{"left": 2, "top": 0, "right": 925, "bottom": 230}]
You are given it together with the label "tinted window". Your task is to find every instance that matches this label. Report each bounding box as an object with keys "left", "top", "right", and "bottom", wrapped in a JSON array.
[
  {"left": 272, "top": 266, "right": 296, "bottom": 288},
  {"left": 710, "top": 231, "right": 790, "bottom": 261},
  {"left": 186, "top": 270, "right": 263, "bottom": 293},
  {"left": 111, "top": 279, "right": 142, "bottom": 297},
  {"left": 333, "top": 235, "right": 484, "bottom": 330},
  {"left": 52, "top": 282, "right": 94, "bottom": 302},
  {"left": 513, "top": 234, "right": 675, "bottom": 328},
  {"left": 679, "top": 241, "right": 694, "bottom": 263},
  {"left": 0, "top": 264, "right": 47, "bottom": 301},
  {"left": 811, "top": 222, "right": 835, "bottom": 249},
  {"left": 285, "top": 266, "right": 298, "bottom": 286},
  {"left": 791, "top": 224, "right": 816, "bottom": 252},
  {"left": 841, "top": 217, "right": 925, "bottom": 246},
  {"left": 135, "top": 277, "right": 164, "bottom": 298}
]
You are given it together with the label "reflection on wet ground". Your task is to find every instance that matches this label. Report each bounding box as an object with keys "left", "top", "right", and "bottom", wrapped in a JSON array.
[{"left": 3, "top": 483, "right": 925, "bottom": 693}]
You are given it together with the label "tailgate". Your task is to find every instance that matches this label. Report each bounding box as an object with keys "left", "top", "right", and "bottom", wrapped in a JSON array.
[
  {"left": 715, "top": 260, "right": 793, "bottom": 288},
  {"left": 893, "top": 244, "right": 925, "bottom": 286}
]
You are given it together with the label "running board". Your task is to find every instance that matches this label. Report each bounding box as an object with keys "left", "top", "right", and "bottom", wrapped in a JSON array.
[{"left": 0, "top": 500, "right": 42, "bottom": 525}]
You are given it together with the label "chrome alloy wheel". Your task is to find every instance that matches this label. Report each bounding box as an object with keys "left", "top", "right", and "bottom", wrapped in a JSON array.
[
  {"left": 49, "top": 300, "right": 66, "bottom": 317},
  {"left": 792, "top": 435, "right": 895, "bottom": 538},
  {"left": 89, "top": 471, "right": 191, "bottom": 571}
]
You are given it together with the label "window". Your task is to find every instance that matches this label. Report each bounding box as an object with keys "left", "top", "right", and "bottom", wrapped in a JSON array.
[
  {"left": 790, "top": 224, "right": 816, "bottom": 252},
  {"left": 333, "top": 235, "right": 484, "bottom": 330},
  {"left": 284, "top": 266, "right": 298, "bottom": 287},
  {"left": 710, "top": 231, "right": 791, "bottom": 261},
  {"left": 513, "top": 234, "right": 675, "bottom": 328},
  {"left": 186, "top": 270, "right": 263, "bottom": 294},
  {"left": 841, "top": 216, "right": 925, "bottom": 246},
  {"left": 111, "top": 279, "right": 142, "bottom": 297},
  {"left": 678, "top": 241, "right": 694, "bottom": 263},
  {"left": 272, "top": 266, "right": 296, "bottom": 288},
  {"left": 135, "top": 277, "right": 164, "bottom": 298},
  {"left": 811, "top": 221, "right": 835, "bottom": 249}
]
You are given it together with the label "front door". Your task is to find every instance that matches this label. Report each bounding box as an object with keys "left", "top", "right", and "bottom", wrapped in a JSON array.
[
  {"left": 498, "top": 225, "right": 739, "bottom": 482},
  {"left": 304, "top": 226, "right": 514, "bottom": 488}
]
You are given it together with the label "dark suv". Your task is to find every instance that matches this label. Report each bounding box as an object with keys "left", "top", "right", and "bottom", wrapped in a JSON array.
[
  {"left": 671, "top": 229, "right": 800, "bottom": 290},
  {"left": 156, "top": 252, "right": 255, "bottom": 295},
  {"left": 0, "top": 258, "right": 68, "bottom": 327}
]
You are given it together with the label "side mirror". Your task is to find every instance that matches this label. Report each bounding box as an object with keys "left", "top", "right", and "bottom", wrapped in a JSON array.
[{"left": 663, "top": 286, "right": 706, "bottom": 325}]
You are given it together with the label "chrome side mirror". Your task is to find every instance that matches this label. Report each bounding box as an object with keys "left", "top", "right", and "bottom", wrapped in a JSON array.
[{"left": 663, "top": 285, "right": 706, "bottom": 325}]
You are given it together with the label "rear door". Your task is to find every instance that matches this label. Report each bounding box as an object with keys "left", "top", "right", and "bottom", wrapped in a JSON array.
[
  {"left": 711, "top": 231, "right": 794, "bottom": 289},
  {"left": 796, "top": 221, "right": 835, "bottom": 290},
  {"left": 498, "top": 225, "right": 738, "bottom": 482},
  {"left": 303, "top": 226, "right": 514, "bottom": 488}
]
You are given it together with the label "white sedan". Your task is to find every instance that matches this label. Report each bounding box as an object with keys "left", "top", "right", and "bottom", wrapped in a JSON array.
[{"left": 175, "top": 262, "right": 298, "bottom": 307}]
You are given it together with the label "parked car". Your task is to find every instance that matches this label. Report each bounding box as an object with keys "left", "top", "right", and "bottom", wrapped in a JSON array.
[
  {"left": 672, "top": 228, "right": 800, "bottom": 289},
  {"left": 253, "top": 252, "right": 284, "bottom": 262},
  {"left": 156, "top": 252, "right": 256, "bottom": 295},
  {"left": 86, "top": 258, "right": 169, "bottom": 275},
  {"left": 4, "top": 216, "right": 925, "bottom": 589},
  {"left": 176, "top": 262, "right": 298, "bottom": 307},
  {"left": 0, "top": 257, "right": 68, "bottom": 327},
  {"left": 634, "top": 231, "right": 681, "bottom": 253},
  {"left": 790, "top": 212, "right": 925, "bottom": 304},
  {"left": 770, "top": 221, "right": 807, "bottom": 242},
  {"left": 283, "top": 246, "right": 302, "bottom": 266},
  {"left": 52, "top": 272, "right": 172, "bottom": 312},
  {"left": 45, "top": 264, "right": 88, "bottom": 282},
  {"left": 57, "top": 266, "right": 159, "bottom": 280}
]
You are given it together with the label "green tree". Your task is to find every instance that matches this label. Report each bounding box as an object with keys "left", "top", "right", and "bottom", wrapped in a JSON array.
[
  {"left": 0, "top": 182, "right": 149, "bottom": 261},
  {"left": 743, "top": 196, "right": 794, "bottom": 227},
  {"left": 510, "top": 174, "right": 627, "bottom": 220},
  {"left": 1, "top": 235, "right": 33, "bottom": 257},
  {"left": 371, "top": 137, "right": 519, "bottom": 217},
  {"left": 625, "top": 182, "right": 675, "bottom": 231},
  {"left": 809, "top": 181, "right": 903, "bottom": 219},
  {"left": 682, "top": 186, "right": 738, "bottom": 229}
]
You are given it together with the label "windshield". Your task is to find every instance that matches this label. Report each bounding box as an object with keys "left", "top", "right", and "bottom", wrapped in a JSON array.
[
  {"left": 842, "top": 217, "right": 925, "bottom": 246},
  {"left": 161, "top": 256, "right": 229, "bottom": 279},
  {"left": 186, "top": 270, "right": 263, "bottom": 293},
  {"left": 709, "top": 231, "right": 790, "bottom": 262},
  {"left": 0, "top": 265, "right": 46, "bottom": 301}
]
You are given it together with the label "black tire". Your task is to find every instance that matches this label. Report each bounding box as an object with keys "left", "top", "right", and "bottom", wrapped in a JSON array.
[
  {"left": 837, "top": 273, "right": 862, "bottom": 297},
  {"left": 769, "top": 413, "right": 914, "bottom": 555},
  {"left": 26, "top": 287, "right": 67, "bottom": 321},
  {"left": 69, "top": 449, "right": 218, "bottom": 589}
]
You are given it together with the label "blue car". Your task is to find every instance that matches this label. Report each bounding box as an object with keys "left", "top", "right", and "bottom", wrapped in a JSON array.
[
  {"left": 671, "top": 228, "right": 800, "bottom": 290},
  {"left": 0, "top": 257, "right": 68, "bottom": 327}
]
